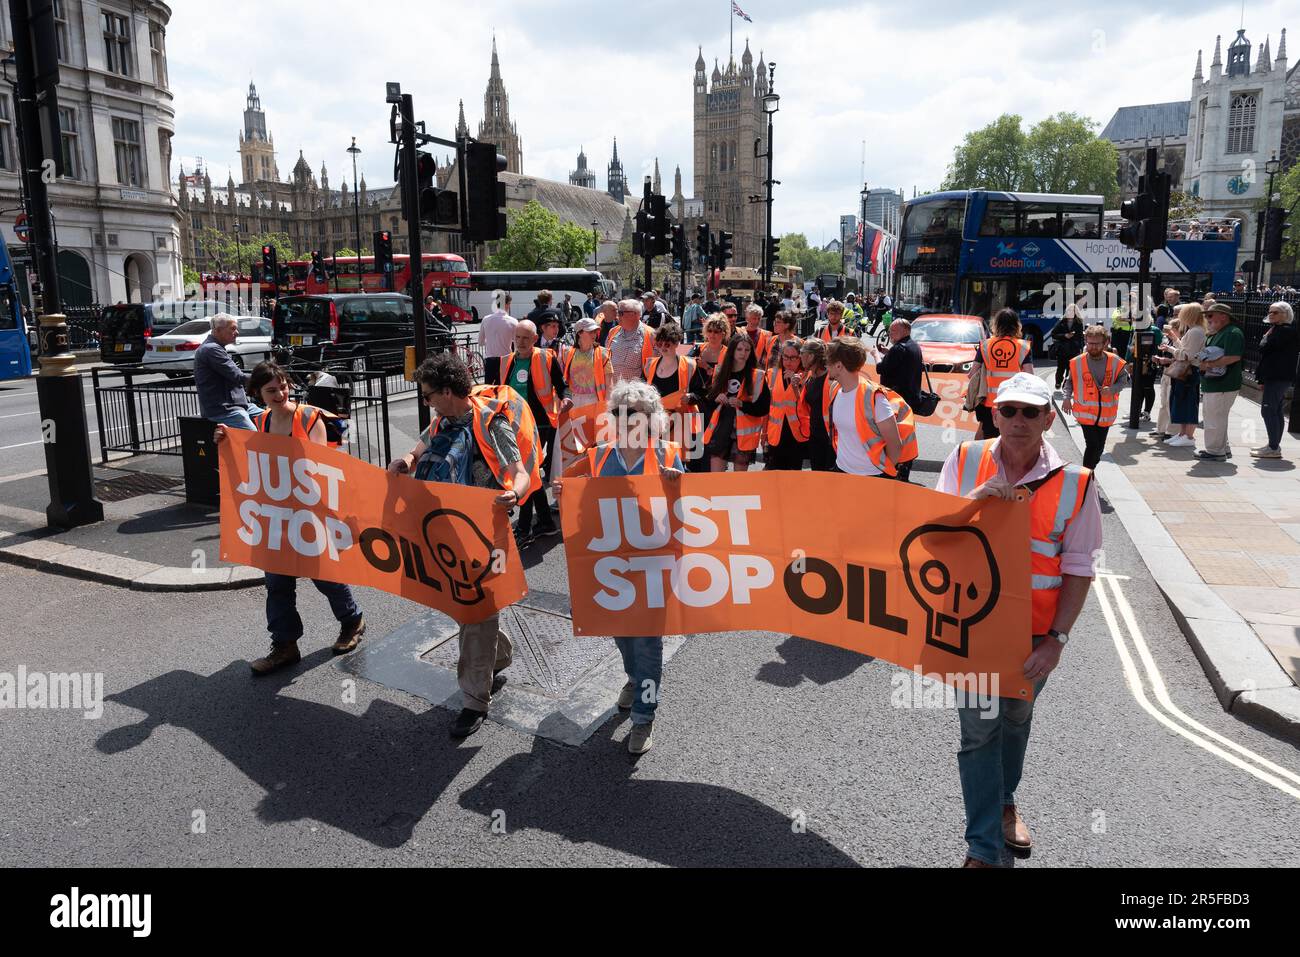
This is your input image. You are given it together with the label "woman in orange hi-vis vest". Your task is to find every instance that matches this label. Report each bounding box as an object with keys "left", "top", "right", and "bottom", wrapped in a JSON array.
[
  {"left": 685, "top": 314, "right": 730, "bottom": 471},
  {"left": 1061, "top": 324, "right": 1130, "bottom": 470},
  {"left": 702, "top": 333, "right": 771, "bottom": 472},
  {"left": 971, "top": 307, "right": 1034, "bottom": 439},
  {"left": 643, "top": 322, "right": 700, "bottom": 456},
  {"left": 557, "top": 317, "right": 614, "bottom": 473},
  {"left": 766, "top": 311, "right": 801, "bottom": 369},
  {"left": 796, "top": 337, "right": 839, "bottom": 471},
  {"left": 765, "top": 339, "right": 811, "bottom": 469},
  {"left": 213, "top": 361, "right": 366, "bottom": 676}
]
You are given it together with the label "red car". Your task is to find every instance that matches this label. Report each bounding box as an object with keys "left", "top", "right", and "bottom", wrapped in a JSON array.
[{"left": 904, "top": 314, "right": 987, "bottom": 373}]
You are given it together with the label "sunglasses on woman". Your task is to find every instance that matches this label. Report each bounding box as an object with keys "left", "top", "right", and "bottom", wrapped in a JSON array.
[{"left": 997, "top": 405, "right": 1042, "bottom": 419}]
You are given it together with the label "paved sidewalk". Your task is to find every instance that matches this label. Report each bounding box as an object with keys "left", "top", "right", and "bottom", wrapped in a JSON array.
[{"left": 1062, "top": 383, "right": 1300, "bottom": 740}]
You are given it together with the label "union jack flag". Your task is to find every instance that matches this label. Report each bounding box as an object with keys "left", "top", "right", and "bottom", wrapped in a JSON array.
[{"left": 732, "top": 2, "right": 752, "bottom": 22}]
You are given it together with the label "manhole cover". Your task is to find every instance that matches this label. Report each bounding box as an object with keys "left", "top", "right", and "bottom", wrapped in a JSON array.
[
  {"left": 93, "top": 471, "right": 184, "bottom": 502},
  {"left": 422, "top": 595, "right": 614, "bottom": 699}
]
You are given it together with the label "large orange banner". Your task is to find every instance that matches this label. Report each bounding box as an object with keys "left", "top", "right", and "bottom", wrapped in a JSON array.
[
  {"left": 219, "top": 429, "right": 526, "bottom": 623},
  {"left": 561, "top": 472, "right": 1035, "bottom": 698},
  {"left": 865, "top": 358, "right": 978, "bottom": 433}
]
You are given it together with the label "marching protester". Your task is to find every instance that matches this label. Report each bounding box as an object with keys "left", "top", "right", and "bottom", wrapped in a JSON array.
[
  {"left": 743, "top": 303, "right": 776, "bottom": 365},
  {"left": 937, "top": 370, "right": 1100, "bottom": 867},
  {"left": 500, "top": 320, "right": 566, "bottom": 543},
  {"left": 702, "top": 333, "right": 771, "bottom": 472},
  {"left": 825, "top": 337, "right": 915, "bottom": 479},
  {"left": 1049, "top": 303, "right": 1084, "bottom": 391},
  {"left": 971, "top": 308, "right": 1034, "bottom": 440},
  {"left": 1251, "top": 301, "right": 1297, "bottom": 460},
  {"left": 595, "top": 299, "right": 619, "bottom": 344},
  {"left": 1197, "top": 302, "right": 1245, "bottom": 461},
  {"left": 213, "top": 361, "right": 365, "bottom": 674},
  {"left": 197, "top": 314, "right": 261, "bottom": 430},
  {"left": 1061, "top": 325, "right": 1129, "bottom": 470},
  {"left": 797, "top": 338, "right": 839, "bottom": 471},
  {"left": 389, "top": 353, "right": 540, "bottom": 739},
  {"left": 644, "top": 322, "right": 699, "bottom": 451},
  {"left": 557, "top": 316, "right": 614, "bottom": 472},
  {"left": 606, "top": 298, "right": 656, "bottom": 382},
  {"left": 554, "top": 379, "right": 685, "bottom": 755},
  {"left": 815, "top": 300, "right": 850, "bottom": 342},
  {"left": 766, "top": 310, "right": 801, "bottom": 368},
  {"left": 479, "top": 291, "right": 517, "bottom": 385},
  {"left": 685, "top": 314, "right": 730, "bottom": 471},
  {"left": 1155, "top": 303, "right": 1206, "bottom": 448},
  {"left": 720, "top": 301, "right": 740, "bottom": 335},
  {"left": 764, "top": 339, "right": 810, "bottom": 470}
]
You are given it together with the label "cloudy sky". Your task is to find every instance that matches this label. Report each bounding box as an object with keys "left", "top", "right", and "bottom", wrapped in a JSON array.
[{"left": 170, "top": 0, "right": 1291, "bottom": 243}]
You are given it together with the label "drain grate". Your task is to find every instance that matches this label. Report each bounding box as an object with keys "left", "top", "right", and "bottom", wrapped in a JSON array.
[
  {"left": 421, "top": 591, "right": 616, "bottom": 699},
  {"left": 93, "top": 471, "right": 185, "bottom": 502}
]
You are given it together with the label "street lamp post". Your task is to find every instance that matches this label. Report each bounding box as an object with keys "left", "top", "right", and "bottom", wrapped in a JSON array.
[
  {"left": 761, "top": 64, "right": 779, "bottom": 287},
  {"left": 347, "top": 137, "right": 362, "bottom": 264},
  {"left": 1253, "top": 153, "right": 1281, "bottom": 291},
  {"left": 859, "top": 183, "right": 869, "bottom": 297},
  {"left": 592, "top": 220, "right": 599, "bottom": 273}
]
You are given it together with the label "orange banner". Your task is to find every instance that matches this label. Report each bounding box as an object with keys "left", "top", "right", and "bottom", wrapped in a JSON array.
[
  {"left": 219, "top": 429, "right": 526, "bottom": 624},
  {"left": 561, "top": 472, "right": 1035, "bottom": 698},
  {"left": 865, "top": 359, "right": 979, "bottom": 433}
]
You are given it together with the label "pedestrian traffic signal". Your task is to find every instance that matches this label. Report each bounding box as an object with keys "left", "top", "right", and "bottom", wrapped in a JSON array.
[
  {"left": 374, "top": 230, "right": 393, "bottom": 285},
  {"left": 714, "top": 230, "right": 734, "bottom": 269},
  {"left": 463, "top": 141, "right": 507, "bottom": 242},
  {"left": 1264, "top": 205, "right": 1292, "bottom": 262},
  {"left": 696, "top": 223, "right": 711, "bottom": 265},
  {"left": 261, "top": 244, "right": 278, "bottom": 282}
]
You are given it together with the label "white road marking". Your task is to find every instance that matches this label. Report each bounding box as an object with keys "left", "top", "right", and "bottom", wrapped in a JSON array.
[
  {"left": 0, "top": 402, "right": 97, "bottom": 420},
  {"left": 1093, "top": 573, "right": 1300, "bottom": 801}
]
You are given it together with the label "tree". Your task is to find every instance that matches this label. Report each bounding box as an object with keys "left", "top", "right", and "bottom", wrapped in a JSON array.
[
  {"left": 778, "top": 232, "right": 841, "bottom": 278},
  {"left": 195, "top": 228, "right": 293, "bottom": 273},
  {"left": 1168, "top": 189, "right": 1203, "bottom": 222},
  {"left": 942, "top": 114, "right": 1028, "bottom": 191},
  {"left": 485, "top": 200, "right": 596, "bottom": 270},
  {"left": 1022, "top": 112, "right": 1118, "bottom": 204},
  {"left": 1275, "top": 162, "right": 1300, "bottom": 265}
]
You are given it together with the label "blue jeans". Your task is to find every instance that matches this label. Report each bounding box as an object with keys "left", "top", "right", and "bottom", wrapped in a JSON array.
[
  {"left": 956, "top": 639, "right": 1050, "bottom": 865},
  {"left": 1261, "top": 380, "right": 1288, "bottom": 450},
  {"left": 265, "top": 572, "right": 361, "bottom": 647},
  {"left": 209, "top": 403, "right": 263, "bottom": 431},
  {"left": 615, "top": 636, "right": 663, "bottom": 725}
]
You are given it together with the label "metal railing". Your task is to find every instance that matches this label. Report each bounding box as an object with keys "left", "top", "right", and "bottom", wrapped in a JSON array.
[{"left": 1203, "top": 293, "right": 1300, "bottom": 382}]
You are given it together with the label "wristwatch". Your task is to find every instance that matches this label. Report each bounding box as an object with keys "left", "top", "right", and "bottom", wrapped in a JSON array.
[{"left": 1048, "top": 628, "right": 1069, "bottom": 646}]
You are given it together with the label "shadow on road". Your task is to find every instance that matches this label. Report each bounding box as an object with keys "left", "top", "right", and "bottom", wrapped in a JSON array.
[
  {"left": 95, "top": 657, "right": 477, "bottom": 848},
  {"left": 756, "top": 635, "right": 871, "bottom": 688},
  {"left": 456, "top": 716, "right": 861, "bottom": 867}
]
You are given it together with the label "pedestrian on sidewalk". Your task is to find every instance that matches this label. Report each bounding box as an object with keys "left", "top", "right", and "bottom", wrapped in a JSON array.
[
  {"left": 479, "top": 291, "right": 517, "bottom": 386},
  {"left": 1125, "top": 316, "right": 1164, "bottom": 421},
  {"left": 972, "top": 308, "right": 1034, "bottom": 440},
  {"left": 1151, "top": 308, "right": 1180, "bottom": 440},
  {"left": 554, "top": 379, "right": 684, "bottom": 756},
  {"left": 825, "top": 337, "right": 916, "bottom": 480},
  {"left": 1049, "top": 304, "right": 1084, "bottom": 390},
  {"left": 1252, "top": 301, "right": 1298, "bottom": 460},
  {"left": 703, "top": 333, "right": 770, "bottom": 472},
  {"left": 196, "top": 315, "right": 262, "bottom": 430},
  {"left": 1197, "top": 303, "right": 1245, "bottom": 461},
  {"left": 1158, "top": 303, "right": 1206, "bottom": 448},
  {"left": 936, "top": 371, "right": 1100, "bottom": 867},
  {"left": 213, "top": 361, "right": 366, "bottom": 675},
  {"left": 1061, "top": 325, "right": 1129, "bottom": 470},
  {"left": 389, "top": 353, "right": 539, "bottom": 739}
]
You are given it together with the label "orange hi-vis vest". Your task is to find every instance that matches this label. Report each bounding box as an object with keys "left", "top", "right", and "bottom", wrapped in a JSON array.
[
  {"left": 749, "top": 328, "right": 776, "bottom": 365},
  {"left": 562, "top": 345, "right": 612, "bottom": 409},
  {"left": 767, "top": 335, "right": 803, "bottom": 368},
  {"left": 499, "top": 347, "right": 558, "bottom": 427},
  {"left": 605, "top": 322, "right": 655, "bottom": 367},
  {"left": 817, "top": 322, "right": 848, "bottom": 342},
  {"left": 954, "top": 438, "right": 1092, "bottom": 635},
  {"left": 798, "top": 372, "right": 841, "bottom": 440},
  {"left": 254, "top": 403, "right": 341, "bottom": 449},
  {"left": 1068, "top": 351, "right": 1126, "bottom": 427},
  {"left": 765, "top": 367, "right": 810, "bottom": 445},
  {"left": 980, "top": 335, "right": 1032, "bottom": 407},
  {"left": 434, "top": 383, "right": 544, "bottom": 504},
  {"left": 643, "top": 354, "right": 698, "bottom": 411},
  {"left": 561, "top": 441, "right": 684, "bottom": 478},
  {"left": 830, "top": 375, "right": 918, "bottom": 476},
  {"left": 702, "top": 366, "right": 766, "bottom": 452}
]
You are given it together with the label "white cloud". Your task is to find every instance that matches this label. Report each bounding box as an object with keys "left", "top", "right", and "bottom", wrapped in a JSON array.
[{"left": 168, "top": 0, "right": 1292, "bottom": 238}]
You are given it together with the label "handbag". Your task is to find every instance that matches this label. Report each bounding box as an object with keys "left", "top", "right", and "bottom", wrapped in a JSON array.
[
  {"left": 913, "top": 364, "right": 941, "bottom": 417},
  {"left": 962, "top": 362, "right": 986, "bottom": 412}
]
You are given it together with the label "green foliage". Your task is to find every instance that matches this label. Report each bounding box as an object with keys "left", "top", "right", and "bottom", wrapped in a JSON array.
[
  {"left": 778, "top": 232, "right": 841, "bottom": 279},
  {"left": 1168, "top": 189, "right": 1203, "bottom": 222},
  {"left": 942, "top": 114, "right": 1028, "bottom": 191},
  {"left": 1277, "top": 162, "right": 1300, "bottom": 263},
  {"left": 485, "top": 201, "right": 597, "bottom": 270},
  {"left": 195, "top": 227, "right": 294, "bottom": 272},
  {"left": 182, "top": 264, "right": 201, "bottom": 287}
]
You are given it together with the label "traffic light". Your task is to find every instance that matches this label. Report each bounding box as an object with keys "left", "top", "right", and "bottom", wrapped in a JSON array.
[
  {"left": 374, "top": 230, "right": 393, "bottom": 287},
  {"left": 1118, "top": 192, "right": 1152, "bottom": 250},
  {"left": 1145, "top": 170, "right": 1171, "bottom": 251},
  {"left": 714, "top": 230, "right": 733, "bottom": 269},
  {"left": 649, "top": 195, "right": 670, "bottom": 255},
  {"left": 416, "top": 151, "right": 458, "bottom": 226},
  {"left": 696, "top": 223, "right": 711, "bottom": 265},
  {"left": 310, "top": 250, "right": 326, "bottom": 282},
  {"left": 633, "top": 210, "right": 648, "bottom": 256},
  {"left": 463, "top": 141, "right": 507, "bottom": 242},
  {"left": 1119, "top": 150, "right": 1171, "bottom": 252},
  {"left": 766, "top": 236, "right": 781, "bottom": 275},
  {"left": 1264, "top": 205, "right": 1292, "bottom": 262},
  {"left": 670, "top": 224, "right": 687, "bottom": 269},
  {"left": 261, "top": 244, "right": 278, "bottom": 282}
]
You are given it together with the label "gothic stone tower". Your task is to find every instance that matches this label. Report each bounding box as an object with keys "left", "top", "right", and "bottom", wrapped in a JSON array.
[
  {"left": 607, "top": 138, "right": 627, "bottom": 204},
  {"left": 693, "top": 41, "right": 765, "bottom": 268},
  {"left": 238, "top": 82, "right": 279, "bottom": 186},
  {"left": 477, "top": 37, "right": 524, "bottom": 174}
]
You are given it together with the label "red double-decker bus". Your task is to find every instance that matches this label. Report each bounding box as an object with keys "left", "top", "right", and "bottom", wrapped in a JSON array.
[
  {"left": 303, "top": 253, "right": 473, "bottom": 323},
  {"left": 200, "top": 260, "right": 311, "bottom": 304}
]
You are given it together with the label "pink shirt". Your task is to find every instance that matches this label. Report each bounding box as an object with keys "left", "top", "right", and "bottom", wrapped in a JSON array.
[{"left": 936, "top": 438, "right": 1101, "bottom": 578}]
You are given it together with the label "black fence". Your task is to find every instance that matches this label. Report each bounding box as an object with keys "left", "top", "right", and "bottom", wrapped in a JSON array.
[{"left": 1206, "top": 293, "right": 1300, "bottom": 383}]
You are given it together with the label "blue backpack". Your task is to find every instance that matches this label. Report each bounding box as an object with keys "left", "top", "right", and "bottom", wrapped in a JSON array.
[{"left": 414, "top": 418, "right": 475, "bottom": 485}]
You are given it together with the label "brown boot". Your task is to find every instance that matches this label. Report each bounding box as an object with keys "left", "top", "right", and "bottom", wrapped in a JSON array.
[
  {"left": 1003, "top": 804, "right": 1031, "bottom": 851},
  {"left": 961, "top": 855, "right": 996, "bottom": 868},
  {"left": 332, "top": 615, "right": 366, "bottom": 654},
  {"left": 250, "top": 641, "right": 301, "bottom": 675}
]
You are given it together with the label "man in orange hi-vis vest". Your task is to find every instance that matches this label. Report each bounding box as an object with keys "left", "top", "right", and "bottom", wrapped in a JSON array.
[
  {"left": 937, "top": 371, "right": 1101, "bottom": 868},
  {"left": 1061, "top": 325, "right": 1129, "bottom": 470}
]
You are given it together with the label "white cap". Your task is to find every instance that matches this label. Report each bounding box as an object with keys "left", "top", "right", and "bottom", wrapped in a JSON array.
[
  {"left": 994, "top": 372, "right": 1052, "bottom": 407},
  {"left": 572, "top": 316, "right": 599, "bottom": 333}
]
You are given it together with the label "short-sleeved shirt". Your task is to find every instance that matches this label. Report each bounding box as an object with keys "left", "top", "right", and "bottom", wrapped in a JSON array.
[
  {"left": 832, "top": 385, "right": 893, "bottom": 476},
  {"left": 1202, "top": 323, "right": 1245, "bottom": 393},
  {"left": 609, "top": 324, "right": 650, "bottom": 382},
  {"left": 420, "top": 410, "right": 520, "bottom": 490}
]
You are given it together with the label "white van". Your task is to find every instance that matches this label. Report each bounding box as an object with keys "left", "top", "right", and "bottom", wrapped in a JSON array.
[{"left": 467, "top": 269, "right": 615, "bottom": 323}]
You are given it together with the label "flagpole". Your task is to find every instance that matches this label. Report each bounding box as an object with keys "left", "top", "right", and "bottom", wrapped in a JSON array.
[{"left": 729, "top": 1, "right": 733, "bottom": 64}]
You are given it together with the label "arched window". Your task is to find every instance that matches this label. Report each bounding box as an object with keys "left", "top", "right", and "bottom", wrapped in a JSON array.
[{"left": 1226, "top": 93, "right": 1257, "bottom": 154}]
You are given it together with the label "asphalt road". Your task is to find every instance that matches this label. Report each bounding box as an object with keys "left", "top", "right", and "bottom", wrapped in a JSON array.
[{"left": 2, "top": 378, "right": 1299, "bottom": 867}]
